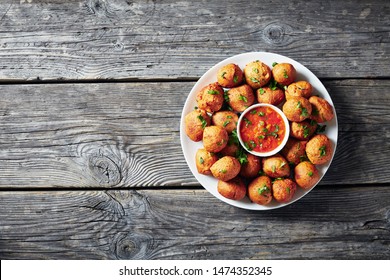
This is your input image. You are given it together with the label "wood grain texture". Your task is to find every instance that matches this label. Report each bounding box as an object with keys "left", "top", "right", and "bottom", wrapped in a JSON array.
[
  {"left": 0, "top": 188, "right": 389, "bottom": 259},
  {"left": 0, "top": 80, "right": 389, "bottom": 188},
  {"left": 0, "top": 0, "right": 388, "bottom": 81},
  {"left": 0, "top": 82, "right": 192, "bottom": 188}
]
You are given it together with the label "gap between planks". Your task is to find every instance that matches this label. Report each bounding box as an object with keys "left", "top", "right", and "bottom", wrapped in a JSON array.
[
  {"left": 0, "top": 183, "right": 389, "bottom": 192},
  {"left": 0, "top": 76, "right": 389, "bottom": 85}
]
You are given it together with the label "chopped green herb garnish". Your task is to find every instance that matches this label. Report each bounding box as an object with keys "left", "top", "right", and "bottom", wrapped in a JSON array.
[
  {"left": 233, "top": 75, "right": 238, "bottom": 83},
  {"left": 258, "top": 111, "right": 265, "bottom": 116},
  {"left": 199, "top": 157, "right": 204, "bottom": 164},
  {"left": 301, "top": 107, "right": 309, "bottom": 117},
  {"left": 316, "top": 124, "right": 326, "bottom": 133},
  {"left": 258, "top": 88, "right": 265, "bottom": 95},
  {"left": 220, "top": 169, "right": 227, "bottom": 174},
  {"left": 296, "top": 101, "right": 309, "bottom": 117},
  {"left": 194, "top": 106, "right": 198, "bottom": 110},
  {"left": 271, "top": 165, "right": 276, "bottom": 173},
  {"left": 283, "top": 70, "right": 289, "bottom": 79},
  {"left": 312, "top": 108, "right": 319, "bottom": 116},
  {"left": 244, "top": 118, "right": 252, "bottom": 127},
  {"left": 221, "top": 71, "right": 227, "bottom": 78},
  {"left": 262, "top": 127, "right": 269, "bottom": 133},
  {"left": 250, "top": 110, "right": 257, "bottom": 115},
  {"left": 280, "top": 161, "right": 286, "bottom": 168},
  {"left": 308, "top": 171, "right": 313, "bottom": 177},
  {"left": 197, "top": 115, "right": 207, "bottom": 129},
  {"left": 235, "top": 148, "right": 248, "bottom": 164},
  {"left": 217, "top": 139, "right": 225, "bottom": 146},
  {"left": 258, "top": 185, "right": 269, "bottom": 195},
  {"left": 258, "top": 170, "right": 265, "bottom": 176},
  {"left": 286, "top": 187, "right": 291, "bottom": 194},
  {"left": 303, "top": 126, "right": 310, "bottom": 138},
  {"left": 250, "top": 77, "right": 260, "bottom": 84},
  {"left": 243, "top": 141, "right": 256, "bottom": 151},
  {"left": 226, "top": 115, "right": 233, "bottom": 119},
  {"left": 272, "top": 62, "right": 278, "bottom": 67},
  {"left": 207, "top": 89, "right": 220, "bottom": 95},
  {"left": 239, "top": 94, "right": 248, "bottom": 102},
  {"left": 269, "top": 79, "right": 278, "bottom": 90},
  {"left": 300, "top": 155, "right": 309, "bottom": 162},
  {"left": 268, "top": 132, "right": 278, "bottom": 138},
  {"left": 253, "top": 68, "right": 259, "bottom": 74},
  {"left": 223, "top": 120, "right": 230, "bottom": 127},
  {"left": 319, "top": 145, "right": 326, "bottom": 157},
  {"left": 244, "top": 141, "right": 252, "bottom": 151},
  {"left": 229, "top": 129, "right": 239, "bottom": 145}
]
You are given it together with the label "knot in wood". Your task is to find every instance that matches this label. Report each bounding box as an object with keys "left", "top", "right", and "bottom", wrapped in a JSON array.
[
  {"left": 86, "top": 0, "right": 108, "bottom": 16},
  {"left": 88, "top": 154, "right": 121, "bottom": 187},
  {"left": 263, "top": 23, "right": 290, "bottom": 46},
  {"left": 115, "top": 233, "right": 153, "bottom": 259},
  {"left": 117, "top": 239, "right": 138, "bottom": 258}
]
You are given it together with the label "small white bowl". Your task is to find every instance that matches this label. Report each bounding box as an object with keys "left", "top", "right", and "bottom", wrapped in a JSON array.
[{"left": 237, "top": 103, "right": 290, "bottom": 157}]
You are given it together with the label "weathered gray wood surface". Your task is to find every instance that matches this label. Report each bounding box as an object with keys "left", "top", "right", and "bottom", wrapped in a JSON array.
[
  {"left": 0, "top": 188, "right": 389, "bottom": 259},
  {"left": 0, "top": 0, "right": 388, "bottom": 81},
  {"left": 0, "top": 0, "right": 389, "bottom": 260},
  {"left": 0, "top": 80, "right": 389, "bottom": 188}
]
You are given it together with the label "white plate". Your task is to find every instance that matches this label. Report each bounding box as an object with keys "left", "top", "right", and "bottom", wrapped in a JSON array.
[{"left": 180, "top": 52, "right": 338, "bottom": 210}]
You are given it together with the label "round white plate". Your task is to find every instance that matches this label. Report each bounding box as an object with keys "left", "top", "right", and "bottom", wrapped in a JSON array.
[{"left": 180, "top": 52, "right": 338, "bottom": 210}]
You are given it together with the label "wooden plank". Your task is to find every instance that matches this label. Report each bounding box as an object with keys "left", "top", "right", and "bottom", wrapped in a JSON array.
[
  {"left": 0, "top": 188, "right": 389, "bottom": 259},
  {"left": 0, "top": 0, "right": 388, "bottom": 81},
  {"left": 0, "top": 82, "right": 193, "bottom": 188},
  {"left": 0, "top": 80, "right": 389, "bottom": 188},
  {"left": 323, "top": 79, "right": 390, "bottom": 185}
]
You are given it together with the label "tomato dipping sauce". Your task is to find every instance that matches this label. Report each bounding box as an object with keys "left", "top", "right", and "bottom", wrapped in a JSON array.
[{"left": 239, "top": 105, "right": 286, "bottom": 153}]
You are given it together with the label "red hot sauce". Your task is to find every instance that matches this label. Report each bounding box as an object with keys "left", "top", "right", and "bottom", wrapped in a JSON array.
[{"left": 240, "top": 106, "right": 286, "bottom": 153}]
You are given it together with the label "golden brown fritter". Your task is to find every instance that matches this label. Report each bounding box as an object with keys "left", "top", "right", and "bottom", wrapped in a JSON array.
[
  {"left": 285, "top": 81, "right": 313, "bottom": 100},
  {"left": 272, "top": 63, "right": 296, "bottom": 86},
  {"left": 227, "top": 84, "right": 255, "bottom": 112},
  {"left": 196, "top": 82, "right": 224, "bottom": 113},
  {"left": 294, "top": 161, "right": 320, "bottom": 189},
  {"left": 210, "top": 156, "right": 241, "bottom": 181},
  {"left": 256, "top": 86, "right": 285, "bottom": 106},
  {"left": 248, "top": 175, "right": 273, "bottom": 205},
  {"left": 184, "top": 109, "right": 211, "bottom": 142},
  {"left": 282, "top": 97, "right": 312, "bottom": 122},
  {"left": 244, "top": 60, "right": 272, "bottom": 89},
  {"left": 195, "top": 148, "right": 218, "bottom": 175},
  {"left": 217, "top": 63, "right": 244, "bottom": 88},
  {"left": 272, "top": 178, "right": 297, "bottom": 203},
  {"left": 217, "top": 177, "right": 247, "bottom": 200},
  {"left": 203, "top": 126, "right": 229, "bottom": 153},
  {"left": 309, "top": 96, "right": 334, "bottom": 123},
  {"left": 262, "top": 154, "right": 290, "bottom": 178},
  {"left": 305, "top": 134, "right": 333, "bottom": 164}
]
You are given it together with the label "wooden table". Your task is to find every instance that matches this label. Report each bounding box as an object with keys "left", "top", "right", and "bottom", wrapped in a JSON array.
[{"left": 0, "top": 0, "right": 389, "bottom": 260}]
